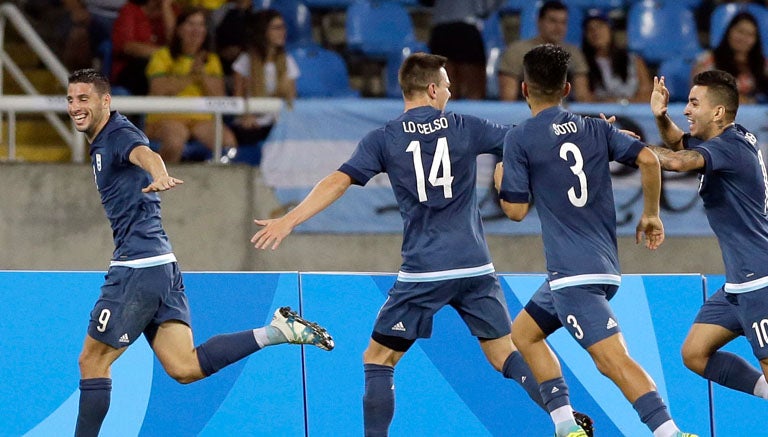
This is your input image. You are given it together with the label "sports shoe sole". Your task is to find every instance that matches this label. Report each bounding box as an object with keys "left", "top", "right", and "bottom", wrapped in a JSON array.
[{"left": 278, "top": 306, "right": 335, "bottom": 351}]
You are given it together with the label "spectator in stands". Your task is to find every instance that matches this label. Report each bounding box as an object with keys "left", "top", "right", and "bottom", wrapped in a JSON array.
[
  {"left": 422, "top": 0, "right": 506, "bottom": 100},
  {"left": 213, "top": 0, "right": 253, "bottom": 92},
  {"left": 111, "top": 0, "right": 177, "bottom": 95},
  {"left": 691, "top": 11, "right": 768, "bottom": 104},
  {"left": 144, "top": 7, "right": 237, "bottom": 163},
  {"left": 84, "top": 0, "right": 127, "bottom": 58},
  {"left": 497, "top": 1, "right": 591, "bottom": 102},
  {"left": 24, "top": 0, "right": 93, "bottom": 70},
  {"left": 229, "top": 9, "right": 299, "bottom": 148},
  {"left": 581, "top": 9, "right": 652, "bottom": 103}
]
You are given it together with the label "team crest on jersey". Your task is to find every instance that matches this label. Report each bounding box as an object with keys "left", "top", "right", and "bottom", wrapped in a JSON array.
[{"left": 96, "top": 153, "right": 102, "bottom": 171}]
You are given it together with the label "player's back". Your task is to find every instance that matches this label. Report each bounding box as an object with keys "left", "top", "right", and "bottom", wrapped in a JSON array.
[
  {"left": 341, "top": 106, "right": 506, "bottom": 276},
  {"left": 505, "top": 106, "right": 644, "bottom": 280}
]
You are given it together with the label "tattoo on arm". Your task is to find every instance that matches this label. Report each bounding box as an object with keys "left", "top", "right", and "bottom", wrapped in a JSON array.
[{"left": 648, "top": 145, "right": 703, "bottom": 171}]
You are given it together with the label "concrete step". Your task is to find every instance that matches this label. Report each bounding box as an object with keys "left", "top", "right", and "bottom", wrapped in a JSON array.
[
  {"left": 4, "top": 41, "right": 41, "bottom": 69},
  {"left": 2, "top": 68, "right": 66, "bottom": 95},
  {"left": 2, "top": 117, "right": 68, "bottom": 143},
  {"left": 0, "top": 143, "right": 71, "bottom": 162}
]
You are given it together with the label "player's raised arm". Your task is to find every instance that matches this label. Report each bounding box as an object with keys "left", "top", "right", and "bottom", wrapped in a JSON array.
[
  {"left": 129, "top": 145, "right": 184, "bottom": 192},
  {"left": 651, "top": 76, "right": 685, "bottom": 150},
  {"left": 252, "top": 171, "right": 353, "bottom": 250}
]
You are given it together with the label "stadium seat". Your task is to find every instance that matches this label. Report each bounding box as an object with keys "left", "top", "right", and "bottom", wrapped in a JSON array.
[
  {"left": 658, "top": 57, "right": 693, "bottom": 103},
  {"left": 519, "top": 1, "right": 584, "bottom": 46},
  {"left": 499, "top": 0, "right": 528, "bottom": 14},
  {"left": 566, "top": 0, "right": 625, "bottom": 9},
  {"left": 290, "top": 45, "right": 359, "bottom": 97},
  {"left": 253, "top": 0, "right": 313, "bottom": 47},
  {"left": 482, "top": 11, "right": 505, "bottom": 100},
  {"left": 345, "top": 0, "right": 427, "bottom": 97},
  {"left": 302, "top": 0, "right": 354, "bottom": 9},
  {"left": 626, "top": 1, "right": 701, "bottom": 65},
  {"left": 709, "top": 3, "right": 768, "bottom": 58}
]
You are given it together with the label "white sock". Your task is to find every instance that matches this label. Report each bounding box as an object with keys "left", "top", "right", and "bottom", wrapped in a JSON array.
[
  {"left": 753, "top": 374, "right": 768, "bottom": 399},
  {"left": 652, "top": 419, "right": 679, "bottom": 437},
  {"left": 551, "top": 405, "right": 576, "bottom": 436},
  {"left": 253, "top": 327, "right": 270, "bottom": 348}
]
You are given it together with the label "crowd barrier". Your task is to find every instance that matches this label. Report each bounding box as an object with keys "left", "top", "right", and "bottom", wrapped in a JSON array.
[{"left": 1, "top": 271, "right": 762, "bottom": 436}]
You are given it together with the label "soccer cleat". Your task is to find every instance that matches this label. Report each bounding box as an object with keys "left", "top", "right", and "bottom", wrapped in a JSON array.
[
  {"left": 270, "top": 306, "right": 335, "bottom": 351},
  {"left": 672, "top": 433, "right": 699, "bottom": 437},
  {"left": 573, "top": 411, "right": 594, "bottom": 437},
  {"left": 557, "top": 425, "right": 588, "bottom": 437}
]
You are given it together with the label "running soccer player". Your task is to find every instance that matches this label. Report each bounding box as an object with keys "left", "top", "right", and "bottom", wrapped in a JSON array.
[
  {"left": 67, "top": 68, "right": 334, "bottom": 437},
  {"left": 649, "top": 71, "right": 768, "bottom": 402},
  {"left": 495, "top": 44, "right": 697, "bottom": 437},
  {"left": 251, "top": 52, "right": 593, "bottom": 436}
]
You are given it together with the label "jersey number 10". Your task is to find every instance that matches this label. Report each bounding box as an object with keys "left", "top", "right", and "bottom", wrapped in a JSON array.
[{"left": 407, "top": 137, "right": 454, "bottom": 202}]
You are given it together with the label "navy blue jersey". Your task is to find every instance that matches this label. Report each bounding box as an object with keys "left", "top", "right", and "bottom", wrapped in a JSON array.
[
  {"left": 90, "top": 111, "right": 173, "bottom": 262},
  {"left": 499, "top": 106, "right": 644, "bottom": 289},
  {"left": 339, "top": 106, "right": 507, "bottom": 280},
  {"left": 684, "top": 124, "right": 768, "bottom": 292}
]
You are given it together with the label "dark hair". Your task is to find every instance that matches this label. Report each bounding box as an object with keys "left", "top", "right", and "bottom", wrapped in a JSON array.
[
  {"left": 523, "top": 44, "right": 569, "bottom": 97},
  {"left": 581, "top": 16, "right": 629, "bottom": 92},
  {"left": 68, "top": 68, "right": 111, "bottom": 95},
  {"left": 539, "top": 1, "right": 567, "bottom": 20},
  {"left": 692, "top": 69, "right": 739, "bottom": 120},
  {"left": 169, "top": 8, "right": 211, "bottom": 58},
  {"left": 244, "top": 9, "right": 286, "bottom": 60},
  {"left": 398, "top": 52, "right": 447, "bottom": 99},
  {"left": 713, "top": 12, "right": 768, "bottom": 98}
]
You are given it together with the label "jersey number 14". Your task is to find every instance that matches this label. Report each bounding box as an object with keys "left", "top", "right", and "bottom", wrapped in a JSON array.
[{"left": 407, "top": 137, "right": 454, "bottom": 202}]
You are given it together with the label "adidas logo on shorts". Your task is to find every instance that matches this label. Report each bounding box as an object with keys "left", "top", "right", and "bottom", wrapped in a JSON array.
[
  {"left": 391, "top": 321, "right": 406, "bottom": 332},
  {"left": 119, "top": 333, "right": 130, "bottom": 343}
]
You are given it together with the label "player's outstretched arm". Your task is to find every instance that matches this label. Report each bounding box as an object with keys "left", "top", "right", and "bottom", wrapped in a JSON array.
[
  {"left": 651, "top": 76, "right": 685, "bottom": 150},
  {"left": 647, "top": 145, "right": 705, "bottom": 173},
  {"left": 635, "top": 147, "right": 664, "bottom": 250},
  {"left": 129, "top": 145, "right": 184, "bottom": 192},
  {"left": 252, "top": 171, "right": 353, "bottom": 250}
]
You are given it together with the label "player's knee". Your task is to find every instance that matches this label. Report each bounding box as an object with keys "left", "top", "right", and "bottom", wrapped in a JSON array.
[{"left": 680, "top": 341, "right": 707, "bottom": 375}]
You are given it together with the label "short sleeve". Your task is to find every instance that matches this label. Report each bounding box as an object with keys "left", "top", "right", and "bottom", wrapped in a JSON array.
[
  {"left": 286, "top": 54, "right": 300, "bottom": 80},
  {"left": 231, "top": 53, "right": 250, "bottom": 77},
  {"left": 204, "top": 53, "right": 224, "bottom": 77},
  {"left": 338, "top": 129, "right": 386, "bottom": 186},
  {"left": 499, "top": 128, "right": 531, "bottom": 203},
  {"left": 145, "top": 47, "right": 172, "bottom": 78}
]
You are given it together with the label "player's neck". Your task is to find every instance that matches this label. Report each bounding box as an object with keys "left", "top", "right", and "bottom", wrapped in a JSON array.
[
  {"left": 404, "top": 95, "right": 439, "bottom": 112},
  {"left": 528, "top": 100, "right": 561, "bottom": 117}
]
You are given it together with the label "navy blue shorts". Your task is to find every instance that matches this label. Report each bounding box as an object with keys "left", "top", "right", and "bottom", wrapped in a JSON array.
[
  {"left": 372, "top": 274, "right": 512, "bottom": 342},
  {"left": 694, "top": 288, "right": 743, "bottom": 334},
  {"left": 698, "top": 287, "right": 768, "bottom": 360},
  {"left": 526, "top": 281, "right": 621, "bottom": 349},
  {"left": 87, "top": 262, "right": 191, "bottom": 348}
]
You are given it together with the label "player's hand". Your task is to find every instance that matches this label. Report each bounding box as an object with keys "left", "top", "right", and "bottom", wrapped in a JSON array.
[
  {"left": 142, "top": 175, "right": 183, "bottom": 192},
  {"left": 636, "top": 215, "right": 665, "bottom": 250},
  {"left": 600, "top": 113, "right": 641, "bottom": 139},
  {"left": 251, "top": 218, "right": 294, "bottom": 250},
  {"left": 599, "top": 113, "right": 616, "bottom": 124},
  {"left": 651, "top": 76, "right": 669, "bottom": 118}
]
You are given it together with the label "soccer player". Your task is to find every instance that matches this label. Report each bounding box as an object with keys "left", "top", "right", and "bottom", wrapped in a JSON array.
[
  {"left": 251, "top": 52, "right": 593, "bottom": 436},
  {"left": 648, "top": 71, "right": 768, "bottom": 402},
  {"left": 495, "top": 44, "right": 696, "bottom": 437},
  {"left": 67, "top": 68, "right": 334, "bottom": 437}
]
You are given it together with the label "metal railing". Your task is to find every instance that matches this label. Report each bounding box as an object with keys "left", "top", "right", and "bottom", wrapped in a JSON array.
[
  {"left": 0, "top": 2, "right": 81, "bottom": 160},
  {"left": 0, "top": 95, "right": 283, "bottom": 161}
]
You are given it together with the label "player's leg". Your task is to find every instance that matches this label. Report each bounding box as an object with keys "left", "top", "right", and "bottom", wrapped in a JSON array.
[
  {"left": 76, "top": 266, "right": 145, "bottom": 437},
  {"left": 714, "top": 288, "right": 768, "bottom": 399},
  {"left": 557, "top": 284, "right": 692, "bottom": 436},
  {"left": 362, "top": 279, "right": 451, "bottom": 436},
  {"left": 150, "top": 307, "right": 334, "bottom": 384},
  {"left": 511, "top": 282, "right": 585, "bottom": 437},
  {"left": 75, "top": 335, "right": 127, "bottom": 437}
]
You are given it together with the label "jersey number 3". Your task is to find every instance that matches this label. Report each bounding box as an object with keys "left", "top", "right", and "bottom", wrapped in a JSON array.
[
  {"left": 407, "top": 137, "right": 454, "bottom": 202},
  {"left": 560, "top": 142, "right": 588, "bottom": 207}
]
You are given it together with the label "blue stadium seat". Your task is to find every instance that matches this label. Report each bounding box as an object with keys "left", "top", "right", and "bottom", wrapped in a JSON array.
[
  {"left": 482, "top": 11, "right": 505, "bottom": 100},
  {"left": 253, "top": 0, "right": 313, "bottom": 47},
  {"left": 345, "top": 1, "right": 427, "bottom": 97},
  {"left": 499, "top": 0, "right": 528, "bottom": 14},
  {"left": 290, "top": 45, "right": 359, "bottom": 97},
  {"left": 658, "top": 57, "right": 693, "bottom": 103},
  {"left": 567, "top": 0, "right": 625, "bottom": 8},
  {"left": 302, "top": 0, "right": 354, "bottom": 9},
  {"left": 626, "top": 1, "right": 701, "bottom": 65},
  {"left": 519, "top": 1, "right": 584, "bottom": 46},
  {"left": 709, "top": 3, "right": 768, "bottom": 58}
]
